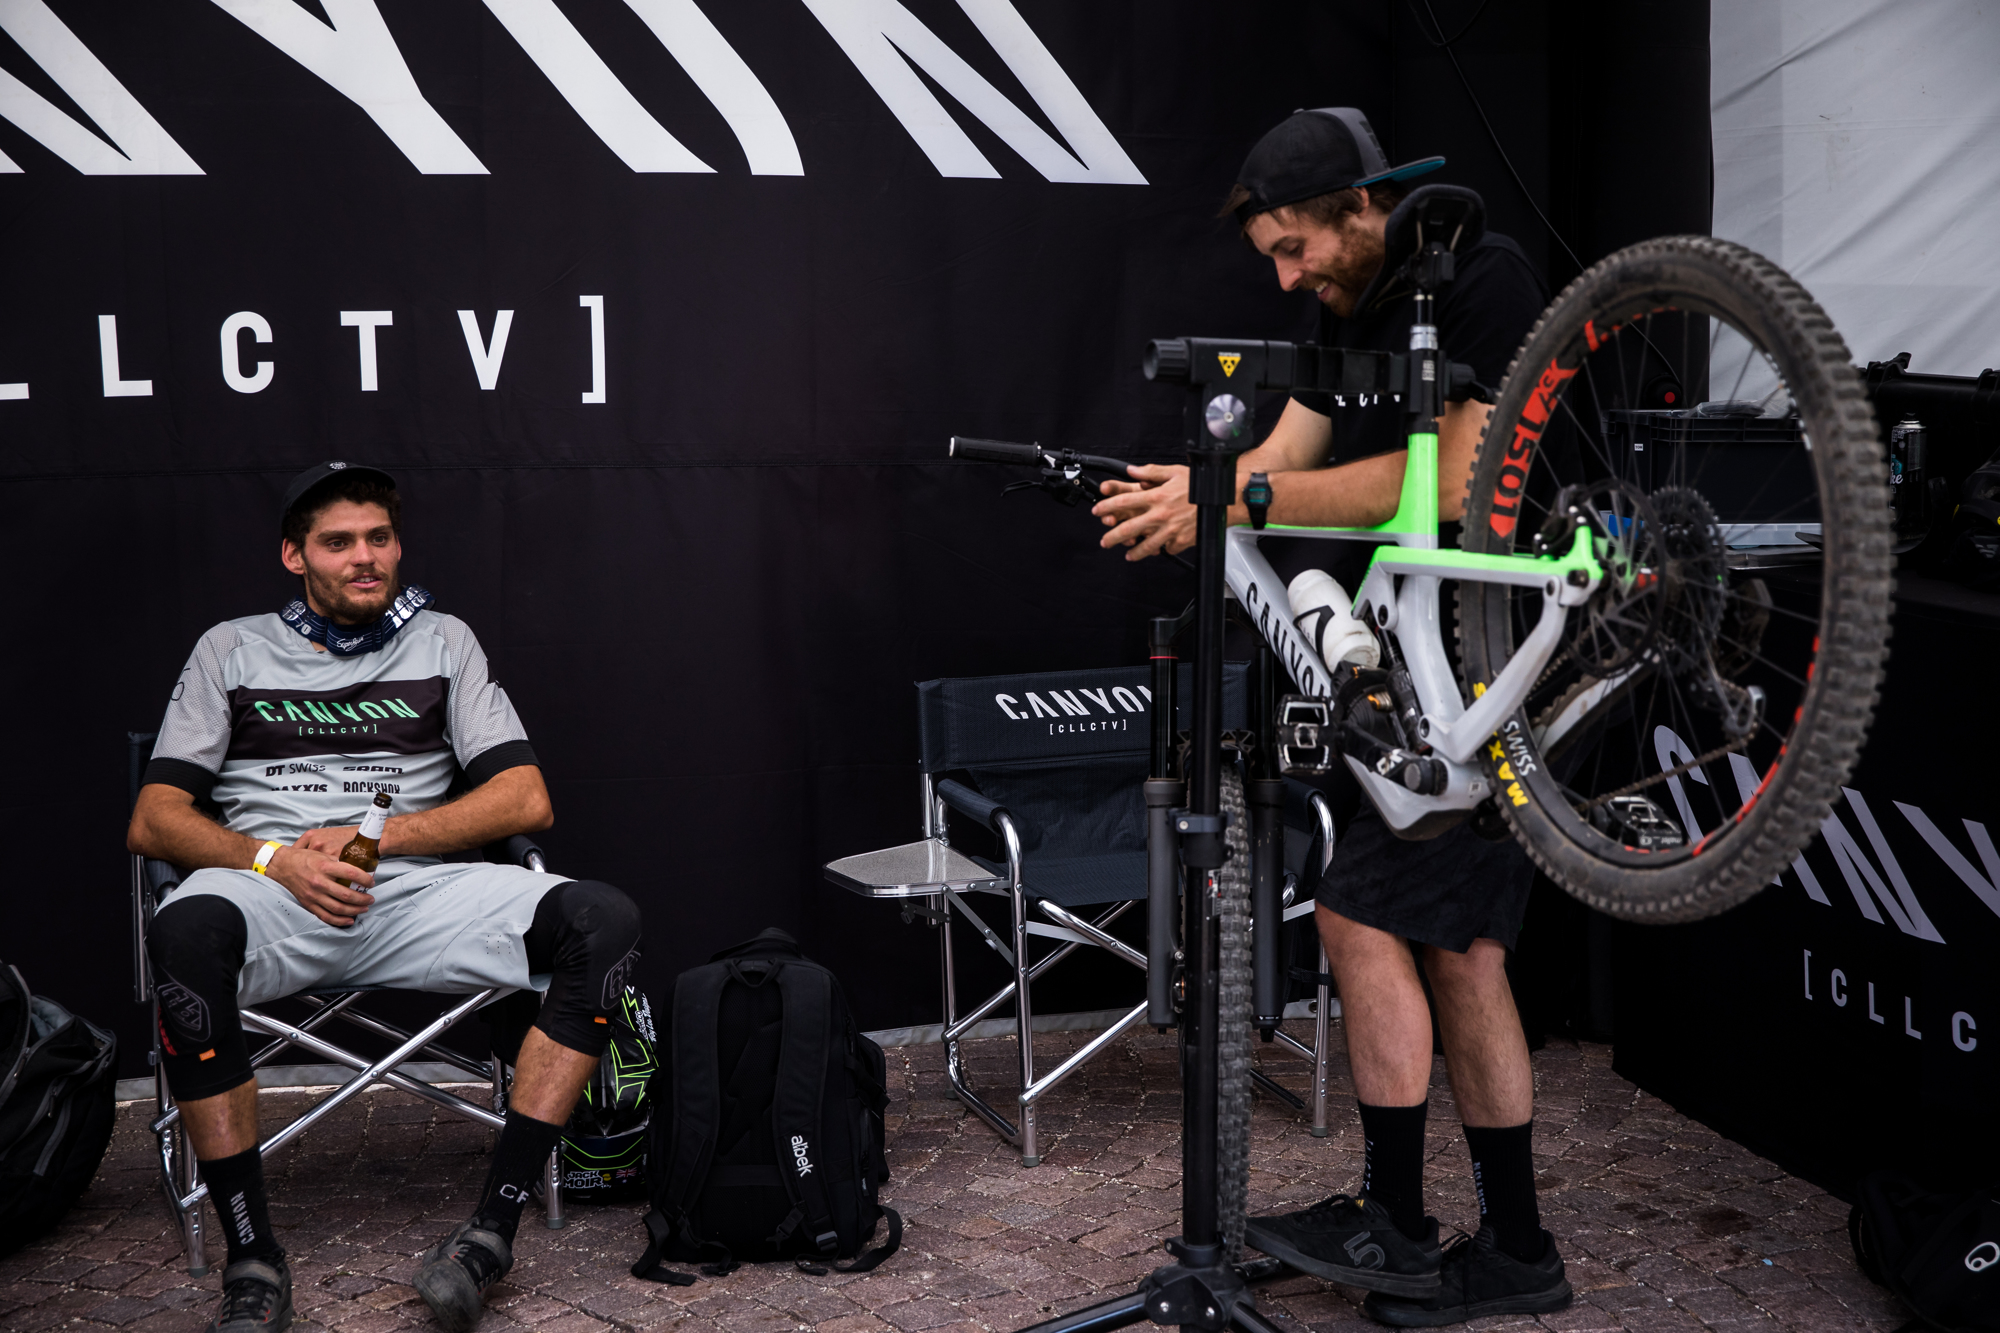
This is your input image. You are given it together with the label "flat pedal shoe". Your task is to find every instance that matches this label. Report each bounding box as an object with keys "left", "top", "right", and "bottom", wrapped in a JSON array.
[
  {"left": 206, "top": 1255, "right": 292, "bottom": 1333},
  {"left": 1243, "top": 1194, "right": 1442, "bottom": 1297},
  {"left": 414, "top": 1217, "right": 513, "bottom": 1333},
  {"left": 1362, "top": 1225, "right": 1571, "bottom": 1327}
]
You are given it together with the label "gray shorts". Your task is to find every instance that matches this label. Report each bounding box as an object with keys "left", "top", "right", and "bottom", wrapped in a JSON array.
[{"left": 163, "top": 859, "right": 569, "bottom": 1006}]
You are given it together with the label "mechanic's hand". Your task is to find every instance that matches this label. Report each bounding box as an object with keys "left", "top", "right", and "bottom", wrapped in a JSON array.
[
  {"left": 1092, "top": 464, "right": 1197, "bottom": 560},
  {"left": 267, "top": 842, "right": 376, "bottom": 928}
]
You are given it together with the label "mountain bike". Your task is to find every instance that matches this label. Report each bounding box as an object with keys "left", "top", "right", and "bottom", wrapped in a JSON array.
[{"left": 954, "top": 184, "right": 1890, "bottom": 927}]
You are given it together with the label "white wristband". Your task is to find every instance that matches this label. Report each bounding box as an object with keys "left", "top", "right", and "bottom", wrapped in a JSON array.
[{"left": 251, "top": 840, "right": 282, "bottom": 876}]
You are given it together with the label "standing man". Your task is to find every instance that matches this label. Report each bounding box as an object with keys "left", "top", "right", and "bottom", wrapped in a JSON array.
[
  {"left": 1091, "top": 109, "right": 1570, "bottom": 1326},
  {"left": 129, "top": 463, "right": 642, "bottom": 1333}
]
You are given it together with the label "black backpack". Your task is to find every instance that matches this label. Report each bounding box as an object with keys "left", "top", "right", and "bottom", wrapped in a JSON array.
[
  {"left": 630, "top": 930, "right": 899, "bottom": 1283},
  {"left": 0, "top": 961, "right": 119, "bottom": 1259},
  {"left": 1850, "top": 1170, "right": 2000, "bottom": 1332}
]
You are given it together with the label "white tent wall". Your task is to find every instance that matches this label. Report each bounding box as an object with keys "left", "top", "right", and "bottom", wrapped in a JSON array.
[{"left": 1711, "top": 0, "right": 2000, "bottom": 378}]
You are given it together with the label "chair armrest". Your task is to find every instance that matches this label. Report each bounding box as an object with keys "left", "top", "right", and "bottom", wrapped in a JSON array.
[
  {"left": 487, "top": 834, "right": 548, "bottom": 872},
  {"left": 133, "top": 855, "right": 183, "bottom": 1005},
  {"left": 935, "top": 779, "right": 1007, "bottom": 834}
]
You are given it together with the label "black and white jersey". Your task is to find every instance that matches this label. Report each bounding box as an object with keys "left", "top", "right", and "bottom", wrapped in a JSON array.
[{"left": 144, "top": 609, "right": 536, "bottom": 861}]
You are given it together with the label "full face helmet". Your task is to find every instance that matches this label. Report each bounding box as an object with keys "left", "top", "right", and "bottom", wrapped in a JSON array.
[{"left": 556, "top": 984, "right": 657, "bottom": 1203}]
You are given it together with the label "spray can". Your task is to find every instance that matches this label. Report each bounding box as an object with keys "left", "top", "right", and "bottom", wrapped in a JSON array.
[{"left": 1889, "top": 414, "right": 1927, "bottom": 536}]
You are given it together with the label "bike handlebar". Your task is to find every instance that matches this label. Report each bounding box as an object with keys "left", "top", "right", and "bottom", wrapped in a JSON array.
[
  {"left": 949, "top": 437, "right": 1044, "bottom": 465},
  {"left": 948, "top": 436, "right": 1139, "bottom": 477}
]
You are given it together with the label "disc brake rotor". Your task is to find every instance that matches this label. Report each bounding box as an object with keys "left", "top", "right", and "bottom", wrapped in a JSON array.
[{"left": 1539, "top": 480, "right": 1666, "bottom": 677}]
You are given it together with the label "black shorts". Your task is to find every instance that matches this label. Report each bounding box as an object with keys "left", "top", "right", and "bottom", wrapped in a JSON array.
[{"left": 1315, "top": 811, "right": 1535, "bottom": 954}]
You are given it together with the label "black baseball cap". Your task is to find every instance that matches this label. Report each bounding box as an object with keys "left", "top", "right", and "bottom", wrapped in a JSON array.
[
  {"left": 1232, "top": 108, "right": 1444, "bottom": 224},
  {"left": 280, "top": 460, "right": 397, "bottom": 531}
]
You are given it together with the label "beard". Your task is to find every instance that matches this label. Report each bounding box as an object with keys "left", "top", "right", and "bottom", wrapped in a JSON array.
[
  {"left": 1313, "top": 216, "right": 1388, "bottom": 317},
  {"left": 302, "top": 560, "right": 399, "bottom": 626}
]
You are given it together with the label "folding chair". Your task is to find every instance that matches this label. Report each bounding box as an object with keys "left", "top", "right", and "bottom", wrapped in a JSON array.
[
  {"left": 127, "top": 732, "right": 567, "bottom": 1277},
  {"left": 823, "top": 666, "right": 1339, "bottom": 1167}
]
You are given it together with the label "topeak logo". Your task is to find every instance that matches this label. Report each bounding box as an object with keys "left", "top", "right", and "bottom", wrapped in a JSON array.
[
  {"left": 791, "top": 1135, "right": 814, "bottom": 1177},
  {"left": 1217, "top": 352, "right": 1242, "bottom": 377}
]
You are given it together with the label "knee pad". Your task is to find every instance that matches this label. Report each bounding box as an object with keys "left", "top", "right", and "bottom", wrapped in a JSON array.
[
  {"left": 524, "top": 880, "right": 642, "bottom": 1058},
  {"left": 147, "top": 895, "right": 254, "bottom": 1101}
]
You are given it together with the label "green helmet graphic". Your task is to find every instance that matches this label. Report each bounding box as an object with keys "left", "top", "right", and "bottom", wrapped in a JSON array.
[{"left": 557, "top": 984, "right": 656, "bottom": 1203}]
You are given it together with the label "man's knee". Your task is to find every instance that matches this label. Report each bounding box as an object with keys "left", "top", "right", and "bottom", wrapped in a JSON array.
[
  {"left": 149, "top": 893, "right": 248, "bottom": 985},
  {"left": 528, "top": 880, "right": 642, "bottom": 1057},
  {"left": 147, "top": 895, "right": 254, "bottom": 1100},
  {"left": 557, "top": 880, "right": 641, "bottom": 953}
]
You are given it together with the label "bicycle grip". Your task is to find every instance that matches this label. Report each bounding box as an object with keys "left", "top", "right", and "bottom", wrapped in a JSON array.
[{"left": 949, "top": 437, "right": 1045, "bottom": 465}]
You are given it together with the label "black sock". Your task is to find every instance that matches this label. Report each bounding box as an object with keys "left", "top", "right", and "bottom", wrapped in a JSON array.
[
  {"left": 1357, "top": 1100, "right": 1429, "bottom": 1241},
  {"left": 1463, "top": 1122, "right": 1543, "bottom": 1262},
  {"left": 475, "top": 1109, "right": 565, "bottom": 1243},
  {"left": 200, "top": 1147, "right": 282, "bottom": 1266}
]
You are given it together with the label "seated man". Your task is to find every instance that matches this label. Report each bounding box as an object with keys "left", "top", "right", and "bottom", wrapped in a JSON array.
[{"left": 128, "top": 462, "right": 641, "bottom": 1333}]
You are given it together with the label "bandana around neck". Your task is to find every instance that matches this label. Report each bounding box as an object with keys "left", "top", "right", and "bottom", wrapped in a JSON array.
[{"left": 280, "top": 585, "right": 434, "bottom": 657}]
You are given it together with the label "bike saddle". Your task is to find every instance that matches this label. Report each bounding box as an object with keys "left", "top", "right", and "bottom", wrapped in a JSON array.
[{"left": 1354, "top": 183, "right": 1487, "bottom": 315}]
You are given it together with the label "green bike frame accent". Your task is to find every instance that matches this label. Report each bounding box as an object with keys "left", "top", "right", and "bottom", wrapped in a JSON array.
[{"left": 1221, "top": 421, "right": 1606, "bottom": 813}]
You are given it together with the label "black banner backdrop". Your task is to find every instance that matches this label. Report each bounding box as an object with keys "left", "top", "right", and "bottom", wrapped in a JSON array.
[{"left": 0, "top": 0, "right": 1710, "bottom": 1077}]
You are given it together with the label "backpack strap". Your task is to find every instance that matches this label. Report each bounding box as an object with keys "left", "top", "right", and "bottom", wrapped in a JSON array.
[
  {"left": 658, "top": 964, "right": 727, "bottom": 1234},
  {"left": 767, "top": 961, "right": 841, "bottom": 1260},
  {"left": 629, "top": 1210, "right": 697, "bottom": 1286},
  {"left": 832, "top": 1207, "right": 902, "bottom": 1274}
]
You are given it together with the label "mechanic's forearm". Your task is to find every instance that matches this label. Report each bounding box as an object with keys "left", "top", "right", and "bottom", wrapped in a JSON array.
[
  {"left": 127, "top": 785, "right": 262, "bottom": 870},
  {"left": 1232, "top": 452, "right": 1409, "bottom": 529},
  {"left": 378, "top": 765, "right": 553, "bottom": 856}
]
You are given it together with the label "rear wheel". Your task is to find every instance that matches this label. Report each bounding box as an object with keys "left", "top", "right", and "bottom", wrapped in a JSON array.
[{"left": 1458, "top": 236, "right": 1891, "bottom": 923}]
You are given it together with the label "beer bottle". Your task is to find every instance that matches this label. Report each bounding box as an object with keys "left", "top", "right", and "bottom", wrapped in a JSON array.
[{"left": 339, "top": 792, "right": 393, "bottom": 874}]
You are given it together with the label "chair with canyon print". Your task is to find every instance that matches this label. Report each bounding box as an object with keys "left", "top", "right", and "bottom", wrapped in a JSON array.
[
  {"left": 126, "top": 730, "right": 567, "bottom": 1277},
  {"left": 823, "top": 663, "right": 1337, "bottom": 1167}
]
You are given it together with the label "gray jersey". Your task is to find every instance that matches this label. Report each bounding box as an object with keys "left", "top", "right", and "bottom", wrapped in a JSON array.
[{"left": 145, "top": 608, "right": 536, "bottom": 863}]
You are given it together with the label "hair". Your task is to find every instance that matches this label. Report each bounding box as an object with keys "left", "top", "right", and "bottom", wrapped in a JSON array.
[
  {"left": 281, "top": 474, "right": 401, "bottom": 549},
  {"left": 1220, "top": 177, "right": 1413, "bottom": 236}
]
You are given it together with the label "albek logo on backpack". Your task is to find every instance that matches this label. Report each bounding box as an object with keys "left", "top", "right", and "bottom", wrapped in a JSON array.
[
  {"left": 791, "top": 1135, "right": 815, "bottom": 1178},
  {"left": 1968, "top": 1241, "right": 1999, "bottom": 1274}
]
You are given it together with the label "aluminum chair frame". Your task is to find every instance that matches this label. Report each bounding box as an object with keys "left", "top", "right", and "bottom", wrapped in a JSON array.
[
  {"left": 132, "top": 847, "right": 567, "bottom": 1277},
  {"left": 826, "top": 770, "right": 1339, "bottom": 1168}
]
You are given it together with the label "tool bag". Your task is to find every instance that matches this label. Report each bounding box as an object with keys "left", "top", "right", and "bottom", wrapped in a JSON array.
[
  {"left": 0, "top": 961, "right": 119, "bottom": 1258},
  {"left": 630, "top": 929, "right": 898, "bottom": 1283},
  {"left": 1849, "top": 1170, "right": 2000, "bottom": 1331}
]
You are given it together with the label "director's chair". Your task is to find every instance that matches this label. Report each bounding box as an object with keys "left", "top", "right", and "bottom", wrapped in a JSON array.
[
  {"left": 823, "top": 666, "right": 1338, "bottom": 1167},
  {"left": 127, "top": 733, "right": 567, "bottom": 1277}
]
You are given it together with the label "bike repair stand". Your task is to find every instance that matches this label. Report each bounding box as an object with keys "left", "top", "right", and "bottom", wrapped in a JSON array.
[{"left": 1016, "top": 357, "right": 1284, "bottom": 1333}]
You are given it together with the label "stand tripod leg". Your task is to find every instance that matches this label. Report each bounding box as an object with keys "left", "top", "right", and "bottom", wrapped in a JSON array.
[
  {"left": 1227, "top": 1303, "right": 1287, "bottom": 1333},
  {"left": 1011, "top": 1290, "right": 1151, "bottom": 1333}
]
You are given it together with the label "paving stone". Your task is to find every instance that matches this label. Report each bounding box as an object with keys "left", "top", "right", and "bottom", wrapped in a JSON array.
[{"left": 0, "top": 1035, "right": 1910, "bottom": 1333}]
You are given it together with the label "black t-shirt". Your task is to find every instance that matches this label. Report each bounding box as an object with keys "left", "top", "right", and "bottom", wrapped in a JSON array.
[{"left": 1291, "top": 230, "right": 1548, "bottom": 466}]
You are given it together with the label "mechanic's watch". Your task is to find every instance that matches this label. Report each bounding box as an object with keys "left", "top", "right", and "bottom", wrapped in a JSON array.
[
  {"left": 1243, "top": 471, "right": 1273, "bottom": 530},
  {"left": 252, "top": 840, "right": 283, "bottom": 876}
]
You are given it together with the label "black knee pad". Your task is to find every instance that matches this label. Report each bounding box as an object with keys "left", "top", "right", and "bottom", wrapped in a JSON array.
[
  {"left": 523, "top": 880, "right": 642, "bottom": 1058},
  {"left": 147, "top": 894, "right": 255, "bottom": 1101}
]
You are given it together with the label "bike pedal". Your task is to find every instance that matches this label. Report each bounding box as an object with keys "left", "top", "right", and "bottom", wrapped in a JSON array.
[{"left": 1275, "top": 696, "right": 1334, "bottom": 774}]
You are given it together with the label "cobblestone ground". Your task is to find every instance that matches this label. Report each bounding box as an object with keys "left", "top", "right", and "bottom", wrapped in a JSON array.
[{"left": 0, "top": 1026, "right": 1905, "bottom": 1333}]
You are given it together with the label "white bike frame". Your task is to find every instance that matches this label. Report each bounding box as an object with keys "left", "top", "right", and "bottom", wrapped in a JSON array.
[{"left": 1221, "top": 430, "right": 1601, "bottom": 838}]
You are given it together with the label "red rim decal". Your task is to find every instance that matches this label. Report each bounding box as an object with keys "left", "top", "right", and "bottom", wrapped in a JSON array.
[{"left": 1488, "top": 356, "right": 1578, "bottom": 538}]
